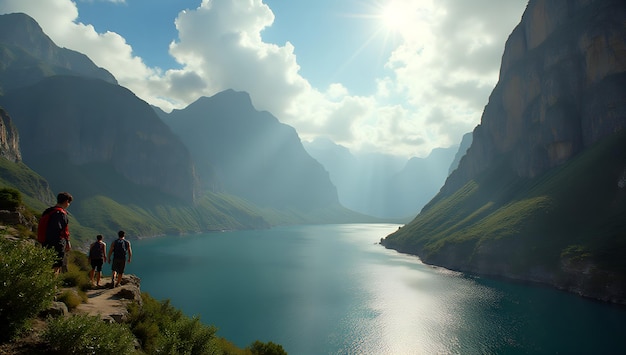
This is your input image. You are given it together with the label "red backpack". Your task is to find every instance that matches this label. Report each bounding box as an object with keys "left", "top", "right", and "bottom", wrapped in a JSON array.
[{"left": 37, "top": 206, "right": 66, "bottom": 244}]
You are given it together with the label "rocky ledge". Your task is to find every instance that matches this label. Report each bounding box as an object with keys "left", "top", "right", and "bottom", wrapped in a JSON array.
[{"left": 74, "top": 274, "right": 142, "bottom": 323}]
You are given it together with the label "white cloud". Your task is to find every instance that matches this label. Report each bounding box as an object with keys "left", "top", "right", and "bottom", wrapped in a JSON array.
[{"left": 0, "top": 0, "right": 527, "bottom": 159}]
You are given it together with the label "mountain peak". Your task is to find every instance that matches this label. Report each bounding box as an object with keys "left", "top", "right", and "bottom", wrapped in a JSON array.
[
  {"left": 196, "top": 89, "right": 254, "bottom": 111},
  {"left": 0, "top": 12, "right": 117, "bottom": 88}
]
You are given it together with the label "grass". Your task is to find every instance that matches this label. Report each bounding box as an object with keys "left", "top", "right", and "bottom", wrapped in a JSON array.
[{"left": 383, "top": 130, "right": 626, "bottom": 278}]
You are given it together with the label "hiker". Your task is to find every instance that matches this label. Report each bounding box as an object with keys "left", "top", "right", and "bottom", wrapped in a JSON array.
[
  {"left": 88, "top": 234, "right": 107, "bottom": 287},
  {"left": 107, "top": 230, "right": 132, "bottom": 288},
  {"left": 40, "top": 192, "right": 73, "bottom": 276}
]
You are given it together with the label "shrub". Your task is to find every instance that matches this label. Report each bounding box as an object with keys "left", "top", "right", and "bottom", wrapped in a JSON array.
[
  {"left": 0, "top": 237, "right": 59, "bottom": 341},
  {"left": 67, "top": 249, "right": 91, "bottom": 272},
  {"left": 0, "top": 187, "right": 22, "bottom": 210},
  {"left": 57, "top": 289, "right": 84, "bottom": 310},
  {"left": 248, "top": 340, "right": 288, "bottom": 355},
  {"left": 128, "top": 292, "right": 219, "bottom": 354},
  {"left": 43, "top": 314, "right": 136, "bottom": 355},
  {"left": 160, "top": 315, "right": 219, "bottom": 355},
  {"left": 60, "top": 262, "right": 91, "bottom": 291}
]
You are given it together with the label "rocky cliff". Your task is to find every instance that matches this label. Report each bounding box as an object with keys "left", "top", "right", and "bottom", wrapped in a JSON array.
[
  {"left": 0, "top": 107, "right": 20, "bottom": 162},
  {"left": 444, "top": 0, "right": 626, "bottom": 194},
  {"left": 382, "top": 0, "right": 626, "bottom": 303},
  {"left": 0, "top": 107, "right": 54, "bottom": 206}
]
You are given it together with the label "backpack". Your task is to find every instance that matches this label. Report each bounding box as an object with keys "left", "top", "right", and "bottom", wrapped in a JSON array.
[
  {"left": 37, "top": 206, "right": 66, "bottom": 244},
  {"left": 89, "top": 241, "right": 105, "bottom": 260},
  {"left": 113, "top": 239, "right": 129, "bottom": 259}
]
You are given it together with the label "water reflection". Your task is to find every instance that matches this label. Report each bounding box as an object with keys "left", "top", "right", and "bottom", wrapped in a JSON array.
[{"left": 132, "top": 224, "right": 626, "bottom": 355}]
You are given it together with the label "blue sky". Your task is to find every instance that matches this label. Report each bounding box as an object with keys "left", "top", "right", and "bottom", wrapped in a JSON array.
[{"left": 0, "top": 0, "right": 528, "bottom": 159}]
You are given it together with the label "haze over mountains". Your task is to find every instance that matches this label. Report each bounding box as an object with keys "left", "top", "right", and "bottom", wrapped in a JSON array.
[
  {"left": 0, "top": 12, "right": 455, "bottom": 242},
  {"left": 158, "top": 90, "right": 340, "bottom": 211},
  {"left": 304, "top": 138, "right": 461, "bottom": 219}
]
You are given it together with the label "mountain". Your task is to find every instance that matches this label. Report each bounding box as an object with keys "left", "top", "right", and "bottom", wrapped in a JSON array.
[
  {"left": 382, "top": 0, "right": 626, "bottom": 303},
  {"left": 0, "top": 107, "right": 20, "bottom": 162},
  {"left": 0, "top": 75, "right": 198, "bottom": 205},
  {"left": 162, "top": 90, "right": 341, "bottom": 212},
  {"left": 0, "top": 14, "right": 276, "bottom": 241},
  {"left": 385, "top": 147, "right": 459, "bottom": 218},
  {"left": 448, "top": 132, "right": 472, "bottom": 175},
  {"left": 303, "top": 138, "right": 458, "bottom": 219},
  {"left": 0, "top": 107, "right": 54, "bottom": 207},
  {"left": 0, "top": 12, "right": 116, "bottom": 94}
]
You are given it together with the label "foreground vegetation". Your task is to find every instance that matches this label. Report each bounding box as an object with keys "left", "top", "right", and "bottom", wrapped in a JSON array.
[{"left": 0, "top": 226, "right": 286, "bottom": 354}]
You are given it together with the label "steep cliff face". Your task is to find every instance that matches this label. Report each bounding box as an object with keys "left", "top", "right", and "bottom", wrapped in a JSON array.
[
  {"left": 383, "top": 0, "right": 626, "bottom": 303},
  {"left": 0, "top": 107, "right": 55, "bottom": 206},
  {"left": 0, "top": 108, "right": 20, "bottom": 162},
  {"left": 444, "top": 0, "right": 626, "bottom": 194}
]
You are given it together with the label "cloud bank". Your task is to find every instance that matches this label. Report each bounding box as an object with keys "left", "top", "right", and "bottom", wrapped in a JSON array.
[{"left": 0, "top": 0, "right": 527, "bottom": 159}]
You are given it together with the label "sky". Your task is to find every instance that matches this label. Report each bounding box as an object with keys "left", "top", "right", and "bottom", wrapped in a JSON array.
[{"left": 0, "top": 0, "right": 528, "bottom": 159}]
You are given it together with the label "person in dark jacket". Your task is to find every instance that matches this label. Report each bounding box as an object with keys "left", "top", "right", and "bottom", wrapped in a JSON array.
[{"left": 42, "top": 192, "right": 73, "bottom": 276}]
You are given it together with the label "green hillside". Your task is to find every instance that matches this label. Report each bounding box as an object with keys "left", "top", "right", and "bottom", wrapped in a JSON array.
[{"left": 382, "top": 130, "right": 626, "bottom": 292}]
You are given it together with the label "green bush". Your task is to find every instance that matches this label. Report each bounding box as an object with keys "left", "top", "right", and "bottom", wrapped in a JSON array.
[
  {"left": 57, "top": 289, "right": 84, "bottom": 310},
  {"left": 43, "top": 314, "right": 136, "bottom": 355},
  {"left": 248, "top": 340, "right": 288, "bottom": 355},
  {"left": 128, "top": 292, "right": 219, "bottom": 354},
  {"left": 0, "top": 237, "right": 59, "bottom": 341},
  {"left": 0, "top": 187, "right": 22, "bottom": 210},
  {"left": 60, "top": 262, "right": 92, "bottom": 291},
  {"left": 67, "top": 249, "right": 91, "bottom": 272}
]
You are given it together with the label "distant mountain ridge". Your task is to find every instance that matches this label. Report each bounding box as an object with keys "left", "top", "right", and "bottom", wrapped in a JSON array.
[
  {"left": 382, "top": 0, "right": 626, "bottom": 303},
  {"left": 304, "top": 138, "right": 459, "bottom": 219},
  {"left": 162, "top": 90, "right": 341, "bottom": 212}
]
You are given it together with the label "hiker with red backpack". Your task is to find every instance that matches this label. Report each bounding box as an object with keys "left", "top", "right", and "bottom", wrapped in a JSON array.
[
  {"left": 107, "top": 230, "right": 132, "bottom": 288},
  {"left": 88, "top": 234, "right": 107, "bottom": 287},
  {"left": 38, "top": 192, "right": 73, "bottom": 276}
]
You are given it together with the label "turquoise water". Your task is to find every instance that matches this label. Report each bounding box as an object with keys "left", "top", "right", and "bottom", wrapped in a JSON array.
[{"left": 130, "top": 224, "right": 626, "bottom": 354}]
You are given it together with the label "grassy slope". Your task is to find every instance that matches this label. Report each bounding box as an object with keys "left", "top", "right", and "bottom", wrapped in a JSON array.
[
  {"left": 0, "top": 155, "right": 382, "bottom": 247},
  {"left": 383, "top": 130, "right": 626, "bottom": 282}
]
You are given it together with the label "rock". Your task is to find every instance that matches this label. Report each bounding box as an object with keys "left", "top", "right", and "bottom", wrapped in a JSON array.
[
  {"left": 114, "top": 284, "right": 142, "bottom": 306},
  {"left": 74, "top": 275, "right": 142, "bottom": 324},
  {"left": 121, "top": 274, "right": 141, "bottom": 288},
  {"left": 39, "top": 301, "right": 68, "bottom": 318}
]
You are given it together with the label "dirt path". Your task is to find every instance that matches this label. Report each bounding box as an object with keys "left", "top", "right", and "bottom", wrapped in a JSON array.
[{"left": 75, "top": 275, "right": 141, "bottom": 323}]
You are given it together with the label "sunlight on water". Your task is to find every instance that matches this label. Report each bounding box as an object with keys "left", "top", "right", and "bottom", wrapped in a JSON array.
[
  {"left": 330, "top": 242, "right": 499, "bottom": 354},
  {"left": 132, "top": 224, "right": 626, "bottom": 355}
]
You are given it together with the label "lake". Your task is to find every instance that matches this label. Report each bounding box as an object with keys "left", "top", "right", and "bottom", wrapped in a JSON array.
[{"left": 129, "top": 224, "right": 626, "bottom": 354}]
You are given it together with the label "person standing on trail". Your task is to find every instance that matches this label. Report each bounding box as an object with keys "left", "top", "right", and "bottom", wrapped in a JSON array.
[
  {"left": 40, "top": 192, "right": 73, "bottom": 276},
  {"left": 107, "top": 230, "right": 132, "bottom": 288},
  {"left": 88, "top": 234, "right": 107, "bottom": 287}
]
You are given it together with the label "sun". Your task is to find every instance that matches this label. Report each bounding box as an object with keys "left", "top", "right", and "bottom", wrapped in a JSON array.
[{"left": 379, "top": 1, "right": 411, "bottom": 33}]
